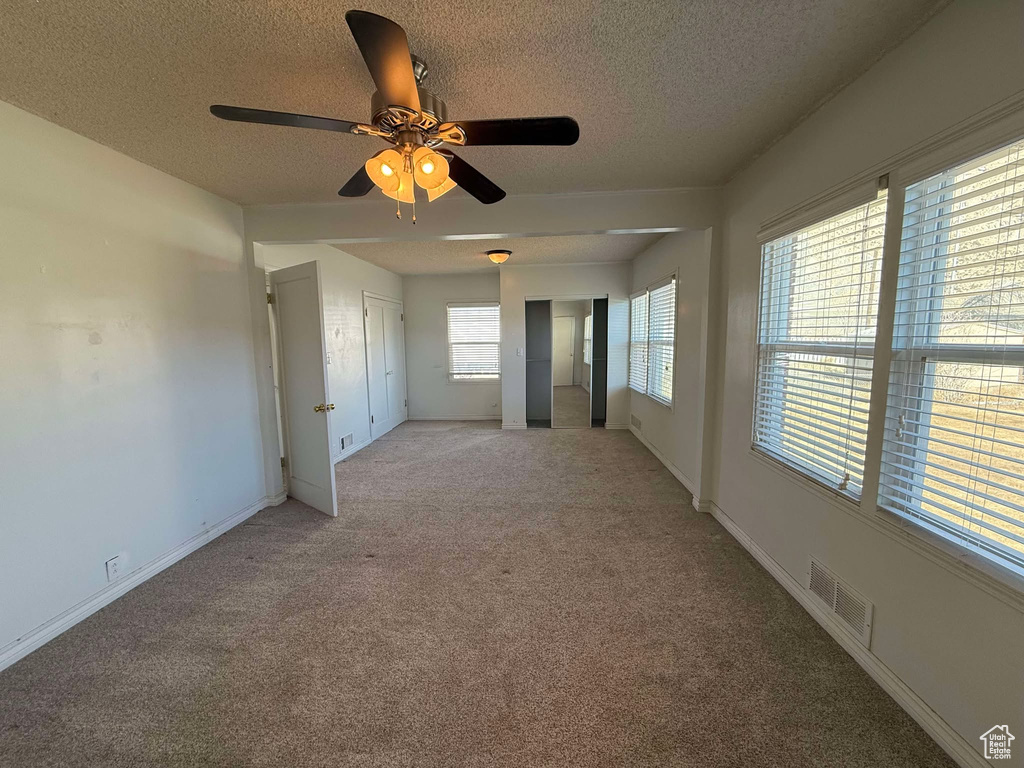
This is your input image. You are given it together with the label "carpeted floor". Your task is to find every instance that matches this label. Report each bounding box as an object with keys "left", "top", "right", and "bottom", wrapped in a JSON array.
[
  {"left": 0, "top": 422, "right": 953, "bottom": 767},
  {"left": 552, "top": 384, "right": 590, "bottom": 427}
]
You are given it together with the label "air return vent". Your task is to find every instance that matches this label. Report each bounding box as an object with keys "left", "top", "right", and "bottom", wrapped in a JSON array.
[
  {"left": 807, "top": 558, "right": 873, "bottom": 648},
  {"left": 630, "top": 414, "right": 642, "bottom": 430}
]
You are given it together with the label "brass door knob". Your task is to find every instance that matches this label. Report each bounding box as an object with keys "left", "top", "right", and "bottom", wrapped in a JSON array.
[
  {"left": 314, "top": 403, "right": 326, "bottom": 413},
  {"left": 326, "top": 403, "right": 335, "bottom": 411}
]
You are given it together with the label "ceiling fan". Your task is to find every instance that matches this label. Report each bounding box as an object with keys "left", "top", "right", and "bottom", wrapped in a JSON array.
[{"left": 211, "top": 10, "right": 580, "bottom": 220}]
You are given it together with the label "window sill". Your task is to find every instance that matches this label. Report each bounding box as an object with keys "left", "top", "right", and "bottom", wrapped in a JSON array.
[
  {"left": 448, "top": 377, "right": 501, "bottom": 384},
  {"left": 629, "top": 387, "right": 674, "bottom": 412}
]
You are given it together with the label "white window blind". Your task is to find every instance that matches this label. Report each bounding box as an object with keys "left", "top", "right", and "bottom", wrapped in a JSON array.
[
  {"left": 880, "top": 137, "right": 1024, "bottom": 576},
  {"left": 629, "top": 291, "right": 649, "bottom": 393},
  {"left": 583, "top": 314, "right": 593, "bottom": 364},
  {"left": 754, "top": 190, "right": 888, "bottom": 495},
  {"left": 648, "top": 279, "right": 676, "bottom": 405},
  {"left": 446, "top": 302, "right": 500, "bottom": 381}
]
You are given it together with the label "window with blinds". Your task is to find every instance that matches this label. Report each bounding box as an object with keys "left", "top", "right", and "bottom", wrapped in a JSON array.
[
  {"left": 629, "top": 292, "right": 649, "bottom": 393},
  {"left": 648, "top": 279, "right": 676, "bottom": 405},
  {"left": 583, "top": 314, "right": 593, "bottom": 364},
  {"left": 446, "top": 302, "right": 500, "bottom": 381},
  {"left": 629, "top": 278, "right": 676, "bottom": 405},
  {"left": 754, "top": 190, "right": 888, "bottom": 496},
  {"left": 880, "top": 137, "right": 1024, "bottom": 576}
]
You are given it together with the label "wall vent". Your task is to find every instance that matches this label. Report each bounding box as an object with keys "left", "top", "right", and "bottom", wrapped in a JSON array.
[
  {"left": 630, "top": 414, "right": 642, "bottom": 430},
  {"left": 807, "top": 558, "right": 873, "bottom": 648}
]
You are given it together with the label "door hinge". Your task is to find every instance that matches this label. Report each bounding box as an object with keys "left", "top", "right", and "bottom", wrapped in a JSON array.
[
  {"left": 401, "top": 313, "right": 404, "bottom": 321},
  {"left": 267, "top": 292, "right": 273, "bottom": 304},
  {"left": 280, "top": 456, "right": 286, "bottom": 468},
  {"left": 365, "top": 307, "right": 368, "bottom": 317},
  {"left": 371, "top": 415, "right": 374, "bottom": 424},
  {"left": 405, "top": 399, "right": 407, "bottom": 408}
]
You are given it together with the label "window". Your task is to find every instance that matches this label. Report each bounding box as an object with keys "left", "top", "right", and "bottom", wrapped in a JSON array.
[
  {"left": 629, "top": 291, "right": 649, "bottom": 393},
  {"left": 880, "top": 137, "right": 1024, "bottom": 576},
  {"left": 446, "top": 302, "right": 500, "bottom": 381},
  {"left": 753, "top": 191, "right": 888, "bottom": 496},
  {"left": 583, "top": 314, "right": 593, "bottom": 364},
  {"left": 629, "top": 277, "right": 676, "bottom": 406}
]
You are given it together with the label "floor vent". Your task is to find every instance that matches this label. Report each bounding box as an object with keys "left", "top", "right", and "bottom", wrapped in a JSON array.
[
  {"left": 807, "top": 558, "right": 873, "bottom": 648},
  {"left": 630, "top": 414, "right": 642, "bottom": 430}
]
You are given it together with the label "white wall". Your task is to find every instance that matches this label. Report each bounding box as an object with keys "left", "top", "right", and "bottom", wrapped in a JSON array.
[
  {"left": 0, "top": 100, "right": 266, "bottom": 663},
  {"left": 403, "top": 273, "right": 501, "bottom": 420},
  {"left": 499, "top": 263, "right": 631, "bottom": 428},
  {"left": 258, "top": 244, "right": 403, "bottom": 460},
  {"left": 630, "top": 231, "right": 713, "bottom": 502},
  {"left": 552, "top": 300, "right": 589, "bottom": 385},
  {"left": 713, "top": 0, "right": 1024, "bottom": 762}
]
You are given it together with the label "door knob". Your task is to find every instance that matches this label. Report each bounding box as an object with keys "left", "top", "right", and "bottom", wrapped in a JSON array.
[
  {"left": 314, "top": 403, "right": 326, "bottom": 413},
  {"left": 386, "top": 370, "right": 393, "bottom": 376},
  {"left": 327, "top": 403, "right": 335, "bottom": 411}
]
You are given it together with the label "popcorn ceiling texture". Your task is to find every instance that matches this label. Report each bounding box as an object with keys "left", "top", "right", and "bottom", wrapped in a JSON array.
[
  {"left": 335, "top": 232, "right": 664, "bottom": 274},
  {"left": 0, "top": 0, "right": 947, "bottom": 205}
]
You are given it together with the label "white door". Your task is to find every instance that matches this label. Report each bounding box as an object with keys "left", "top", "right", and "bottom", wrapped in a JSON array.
[
  {"left": 553, "top": 316, "right": 575, "bottom": 386},
  {"left": 270, "top": 262, "right": 338, "bottom": 517},
  {"left": 364, "top": 295, "right": 407, "bottom": 440}
]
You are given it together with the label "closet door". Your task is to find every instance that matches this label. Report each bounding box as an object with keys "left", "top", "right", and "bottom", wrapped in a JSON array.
[
  {"left": 364, "top": 295, "right": 407, "bottom": 440},
  {"left": 383, "top": 302, "right": 407, "bottom": 424},
  {"left": 365, "top": 303, "right": 390, "bottom": 440}
]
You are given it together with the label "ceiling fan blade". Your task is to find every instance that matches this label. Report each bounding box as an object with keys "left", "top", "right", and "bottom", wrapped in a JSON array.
[
  {"left": 338, "top": 166, "right": 375, "bottom": 197},
  {"left": 453, "top": 117, "right": 580, "bottom": 146},
  {"left": 443, "top": 152, "right": 506, "bottom": 205},
  {"left": 345, "top": 11, "right": 421, "bottom": 114},
  {"left": 210, "top": 105, "right": 359, "bottom": 134}
]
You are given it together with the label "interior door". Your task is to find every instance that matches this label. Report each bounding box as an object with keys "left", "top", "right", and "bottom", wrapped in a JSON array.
[
  {"left": 364, "top": 295, "right": 406, "bottom": 440},
  {"left": 365, "top": 302, "right": 389, "bottom": 440},
  {"left": 270, "top": 262, "right": 338, "bottom": 517},
  {"left": 552, "top": 316, "right": 575, "bottom": 386},
  {"left": 383, "top": 302, "right": 407, "bottom": 424}
]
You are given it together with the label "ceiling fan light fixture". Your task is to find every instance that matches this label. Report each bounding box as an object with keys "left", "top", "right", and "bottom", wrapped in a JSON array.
[
  {"left": 412, "top": 146, "right": 449, "bottom": 190},
  {"left": 382, "top": 169, "right": 416, "bottom": 203},
  {"left": 427, "top": 176, "right": 458, "bottom": 201},
  {"left": 365, "top": 148, "right": 403, "bottom": 192},
  {"left": 487, "top": 249, "right": 511, "bottom": 265}
]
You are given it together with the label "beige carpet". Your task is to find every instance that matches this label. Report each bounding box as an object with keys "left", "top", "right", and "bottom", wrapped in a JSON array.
[
  {"left": 552, "top": 384, "right": 590, "bottom": 427},
  {"left": 0, "top": 422, "right": 953, "bottom": 767}
]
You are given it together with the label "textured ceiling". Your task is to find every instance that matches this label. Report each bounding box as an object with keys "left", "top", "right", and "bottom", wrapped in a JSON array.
[
  {"left": 335, "top": 233, "right": 664, "bottom": 275},
  {"left": 0, "top": 0, "right": 947, "bottom": 205}
]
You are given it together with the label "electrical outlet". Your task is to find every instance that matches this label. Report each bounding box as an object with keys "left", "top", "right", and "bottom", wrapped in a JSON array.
[{"left": 105, "top": 555, "right": 122, "bottom": 582}]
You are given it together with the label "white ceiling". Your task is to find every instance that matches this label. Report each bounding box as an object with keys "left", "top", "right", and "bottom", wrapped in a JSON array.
[
  {"left": 0, "top": 0, "right": 947, "bottom": 205},
  {"left": 335, "top": 233, "right": 665, "bottom": 275}
]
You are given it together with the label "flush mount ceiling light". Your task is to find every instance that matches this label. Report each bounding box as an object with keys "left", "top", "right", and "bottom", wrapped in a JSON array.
[
  {"left": 210, "top": 10, "right": 580, "bottom": 223},
  {"left": 487, "top": 250, "right": 511, "bottom": 264}
]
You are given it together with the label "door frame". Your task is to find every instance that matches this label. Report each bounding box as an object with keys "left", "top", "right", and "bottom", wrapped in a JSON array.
[
  {"left": 361, "top": 291, "right": 407, "bottom": 441},
  {"left": 531, "top": 294, "right": 608, "bottom": 429}
]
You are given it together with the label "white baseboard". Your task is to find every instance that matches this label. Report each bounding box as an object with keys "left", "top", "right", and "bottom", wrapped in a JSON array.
[
  {"left": 408, "top": 415, "right": 500, "bottom": 421},
  {"left": 604, "top": 423, "right": 630, "bottom": 430},
  {"left": 629, "top": 425, "right": 709, "bottom": 513},
  {"left": 0, "top": 494, "right": 276, "bottom": 673},
  {"left": 709, "top": 502, "right": 986, "bottom": 768},
  {"left": 333, "top": 437, "right": 371, "bottom": 464},
  {"left": 501, "top": 423, "right": 527, "bottom": 430}
]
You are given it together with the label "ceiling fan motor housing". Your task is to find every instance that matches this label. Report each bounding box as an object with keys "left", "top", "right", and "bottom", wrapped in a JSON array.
[{"left": 371, "top": 86, "right": 448, "bottom": 133}]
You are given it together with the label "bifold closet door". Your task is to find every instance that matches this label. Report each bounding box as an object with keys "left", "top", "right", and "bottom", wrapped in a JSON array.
[{"left": 525, "top": 300, "right": 552, "bottom": 427}]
